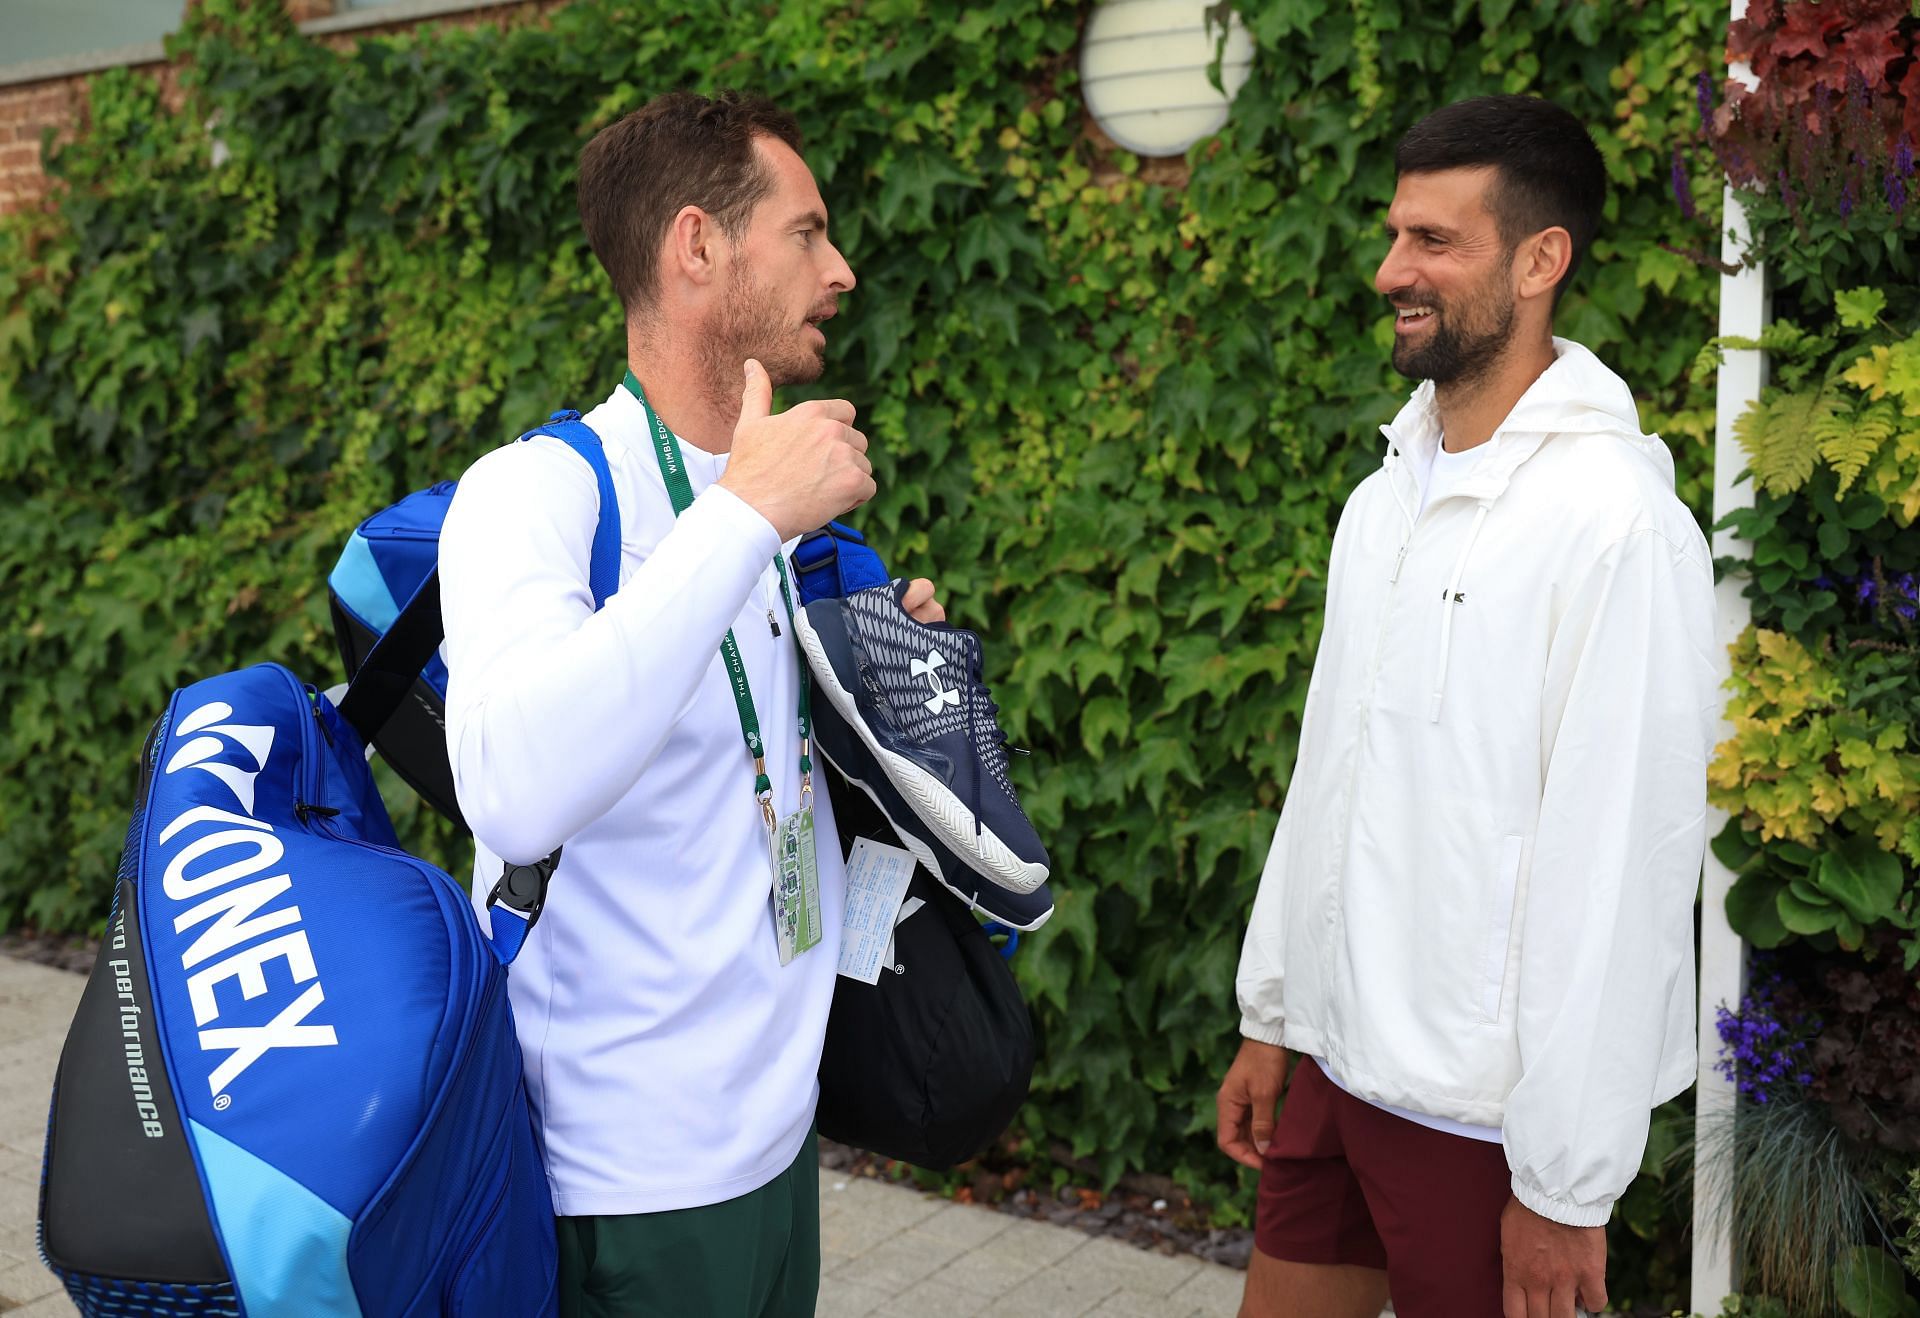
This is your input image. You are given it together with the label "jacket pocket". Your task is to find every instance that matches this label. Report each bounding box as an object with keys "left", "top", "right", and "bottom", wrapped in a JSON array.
[{"left": 1479, "top": 835, "right": 1525, "bottom": 1022}]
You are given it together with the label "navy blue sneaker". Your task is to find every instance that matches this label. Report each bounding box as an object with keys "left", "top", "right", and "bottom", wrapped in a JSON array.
[
  {"left": 796, "top": 581, "right": 1051, "bottom": 900},
  {"left": 810, "top": 692, "right": 1052, "bottom": 930}
]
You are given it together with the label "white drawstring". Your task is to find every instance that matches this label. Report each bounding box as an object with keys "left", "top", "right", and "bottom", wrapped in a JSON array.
[{"left": 1429, "top": 500, "right": 1491, "bottom": 722}]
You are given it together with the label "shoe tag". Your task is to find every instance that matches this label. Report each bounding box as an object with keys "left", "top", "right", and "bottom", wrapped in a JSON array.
[
  {"left": 770, "top": 807, "right": 823, "bottom": 966},
  {"left": 834, "top": 836, "right": 916, "bottom": 984}
]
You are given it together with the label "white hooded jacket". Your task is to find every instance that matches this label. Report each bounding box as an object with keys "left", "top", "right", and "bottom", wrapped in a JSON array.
[{"left": 1235, "top": 339, "right": 1719, "bottom": 1228}]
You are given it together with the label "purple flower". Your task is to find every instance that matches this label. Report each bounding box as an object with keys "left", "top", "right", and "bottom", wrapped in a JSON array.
[
  {"left": 1840, "top": 177, "right": 1856, "bottom": 218},
  {"left": 1897, "top": 137, "right": 1915, "bottom": 179},
  {"left": 1858, "top": 577, "right": 1879, "bottom": 604},
  {"left": 1888, "top": 173, "right": 1908, "bottom": 216},
  {"left": 1672, "top": 145, "right": 1696, "bottom": 218},
  {"left": 1697, "top": 72, "right": 1715, "bottom": 133},
  {"left": 1715, "top": 979, "right": 1815, "bottom": 1105}
]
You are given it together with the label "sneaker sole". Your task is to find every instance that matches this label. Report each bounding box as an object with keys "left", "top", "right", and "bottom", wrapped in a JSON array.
[
  {"left": 812, "top": 700, "right": 1053, "bottom": 931},
  {"left": 815, "top": 725, "right": 1053, "bottom": 932},
  {"left": 795, "top": 602, "right": 1050, "bottom": 896}
]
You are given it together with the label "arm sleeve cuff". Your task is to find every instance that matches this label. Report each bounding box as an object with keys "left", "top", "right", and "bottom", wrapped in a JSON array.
[
  {"left": 696, "top": 480, "right": 783, "bottom": 560},
  {"left": 1239, "top": 1017, "right": 1287, "bottom": 1047},
  {"left": 1510, "top": 1174, "right": 1613, "bottom": 1229}
]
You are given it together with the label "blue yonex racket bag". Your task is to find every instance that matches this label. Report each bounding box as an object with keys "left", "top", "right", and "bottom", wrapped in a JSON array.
[{"left": 39, "top": 415, "right": 621, "bottom": 1317}]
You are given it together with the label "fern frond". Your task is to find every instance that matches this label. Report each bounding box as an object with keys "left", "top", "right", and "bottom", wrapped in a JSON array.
[
  {"left": 1737, "top": 387, "right": 1835, "bottom": 494},
  {"left": 1816, "top": 398, "right": 1897, "bottom": 496}
]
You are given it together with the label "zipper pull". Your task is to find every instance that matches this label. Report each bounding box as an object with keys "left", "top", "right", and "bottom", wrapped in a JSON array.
[
  {"left": 1390, "top": 541, "right": 1410, "bottom": 585},
  {"left": 768, "top": 609, "right": 781, "bottom": 638}
]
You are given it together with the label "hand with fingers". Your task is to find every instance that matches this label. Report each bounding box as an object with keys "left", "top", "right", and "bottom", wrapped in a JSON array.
[
  {"left": 719, "top": 357, "right": 876, "bottom": 541},
  {"left": 1500, "top": 1196, "right": 1607, "bottom": 1318},
  {"left": 1215, "top": 1039, "right": 1294, "bottom": 1170},
  {"left": 899, "top": 577, "right": 945, "bottom": 625}
]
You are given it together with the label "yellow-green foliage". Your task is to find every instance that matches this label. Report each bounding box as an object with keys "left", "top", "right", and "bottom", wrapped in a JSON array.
[
  {"left": 1711, "top": 627, "right": 1920, "bottom": 864},
  {"left": 1841, "top": 332, "right": 1920, "bottom": 524},
  {"left": 1737, "top": 322, "right": 1920, "bottom": 523}
]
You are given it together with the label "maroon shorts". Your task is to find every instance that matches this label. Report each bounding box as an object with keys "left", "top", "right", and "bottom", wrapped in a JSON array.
[{"left": 1255, "top": 1057, "right": 1510, "bottom": 1317}]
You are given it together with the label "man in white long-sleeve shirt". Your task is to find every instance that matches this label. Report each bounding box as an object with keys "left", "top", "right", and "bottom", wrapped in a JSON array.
[
  {"left": 437, "top": 91, "right": 944, "bottom": 1318},
  {"left": 1215, "top": 97, "right": 1718, "bottom": 1318}
]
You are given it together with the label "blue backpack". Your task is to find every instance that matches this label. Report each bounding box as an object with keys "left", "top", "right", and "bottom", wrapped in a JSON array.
[{"left": 39, "top": 414, "right": 618, "bottom": 1317}]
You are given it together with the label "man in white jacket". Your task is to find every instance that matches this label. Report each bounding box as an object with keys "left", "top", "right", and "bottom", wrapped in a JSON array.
[
  {"left": 438, "top": 93, "right": 942, "bottom": 1316},
  {"left": 1216, "top": 96, "right": 1719, "bottom": 1318}
]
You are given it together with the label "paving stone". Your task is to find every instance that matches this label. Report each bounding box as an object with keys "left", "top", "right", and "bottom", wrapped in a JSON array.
[
  {"left": 934, "top": 1214, "right": 1085, "bottom": 1289},
  {"left": 903, "top": 1202, "right": 1013, "bottom": 1250},
  {"left": 0, "top": 1256, "right": 63, "bottom": 1306},
  {"left": 829, "top": 1177, "right": 946, "bottom": 1232},
  {"left": 964, "top": 1263, "right": 1118, "bottom": 1318},
  {"left": 1168, "top": 1262, "right": 1246, "bottom": 1316},
  {"left": 1089, "top": 1289, "right": 1182, "bottom": 1318},
  {"left": 814, "top": 1276, "right": 893, "bottom": 1318},
  {"left": 9, "top": 1294, "right": 79, "bottom": 1318},
  {"left": 1047, "top": 1235, "right": 1202, "bottom": 1297},
  {"left": 833, "top": 1230, "right": 970, "bottom": 1294},
  {"left": 871, "top": 1276, "right": 993, "bottom": 1318}
]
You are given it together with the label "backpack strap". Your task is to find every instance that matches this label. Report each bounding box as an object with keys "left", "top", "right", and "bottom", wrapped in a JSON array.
[
  {"left": 794, "top": 520, "right": 891, "bottom": 604},
  {"left": 478, "top": 411, "right": 625, "bottom": 962},
  {"left": 337, "top": 409, "right": 622, "bottom": 966},
  {"left": 519, "top": 410, "right": 622, "bottom": 608}
]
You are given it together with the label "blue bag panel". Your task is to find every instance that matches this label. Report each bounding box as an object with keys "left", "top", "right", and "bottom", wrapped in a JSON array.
[
  {"left": 439, "top": 1107, "right": 557, "bottom": 1317},
  {"left": 138, "top": 664, "right": 466, "bottom": 1224},
  {"left": 348, "top": 962, "right": 557, "bottom": 1318},
  {"left": 329, "top": 480, "right": 456, "bottom": 702},
  {"left": 190, "top": 1120, "right": 361, "bottom": 1317}
]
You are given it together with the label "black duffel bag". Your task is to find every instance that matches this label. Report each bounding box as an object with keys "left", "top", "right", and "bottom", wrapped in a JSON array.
[{"left": 818, "top": 775, "right": 1035, "bottom": 1169}]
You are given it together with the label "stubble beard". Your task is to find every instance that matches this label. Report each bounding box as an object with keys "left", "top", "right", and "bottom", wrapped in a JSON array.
[
  {"left": 1389, "top": 257, "right": 1518, "bottom": 389},
  {"left": 699, "top": 259, "right": 825, "bottom": 418}
]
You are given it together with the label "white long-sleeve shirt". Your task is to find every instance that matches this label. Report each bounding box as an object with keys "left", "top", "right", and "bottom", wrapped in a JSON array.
[
  {"left": 438, "top": 381, "right": 844, "bottom": 1216},
  {"left": 1235, "top": 339, "right": 1719, "bottom": 1227}
]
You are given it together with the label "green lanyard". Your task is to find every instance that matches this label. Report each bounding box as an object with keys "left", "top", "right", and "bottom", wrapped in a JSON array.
[{"left": 624, "top": 371, "right": 812, "bottom": 825}]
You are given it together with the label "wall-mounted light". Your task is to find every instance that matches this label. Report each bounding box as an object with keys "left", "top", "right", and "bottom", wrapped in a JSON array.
[{"left": 1079, "top": 0, "right": 1254, "bottom": 158}]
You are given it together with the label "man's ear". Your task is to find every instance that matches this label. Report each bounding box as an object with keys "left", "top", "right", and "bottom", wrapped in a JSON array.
[
  {"left": 1516, "top": 226, "right": 1573, "bottom": 303},
  {"left": 665, "top": 204, "right": 722, "bottom": 289}
]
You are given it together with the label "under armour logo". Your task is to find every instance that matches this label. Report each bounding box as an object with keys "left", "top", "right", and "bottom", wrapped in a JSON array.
[
  {"left": 165, "top": 701, "right": 275, "bottom": 815},
  {"left": 909, "top": 649, "right": 960, "bottom": 713}
]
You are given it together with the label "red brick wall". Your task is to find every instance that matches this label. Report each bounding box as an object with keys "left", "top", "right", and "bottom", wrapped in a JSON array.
[
  {"left": 0, "top": 76, "right": 95, "bottom": 214},
  {"left": 0, "top": 1, "right": 562, "bottom": 216}
]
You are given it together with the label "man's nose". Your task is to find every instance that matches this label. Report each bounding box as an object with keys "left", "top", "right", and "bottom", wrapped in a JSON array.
[
  {"left": 1374, "top": 238, "right": 1410, "bottom": 297},
  {"left": 826, "top": 242, "right": 855, "bottom": 293}
]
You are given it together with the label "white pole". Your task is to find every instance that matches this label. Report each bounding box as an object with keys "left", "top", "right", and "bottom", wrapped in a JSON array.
[{"left": 1691, "top": 10, "right": 1765, "bottom": 1299}]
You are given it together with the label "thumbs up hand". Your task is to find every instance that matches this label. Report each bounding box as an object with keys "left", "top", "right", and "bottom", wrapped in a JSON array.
[{"left": 718, "top": 359, "right": 875, "bottom": 541}]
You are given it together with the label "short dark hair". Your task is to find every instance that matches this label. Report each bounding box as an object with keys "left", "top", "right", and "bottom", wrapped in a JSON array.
[
  {"left": 577, "top": 90, "right": 804, "bottom": 315},
  {"left": 1394, "top": 95, "right": 1605, "bottom": 302}
]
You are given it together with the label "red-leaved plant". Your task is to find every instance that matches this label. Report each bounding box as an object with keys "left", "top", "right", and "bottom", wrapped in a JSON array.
[{"left": 1701, "top": 0, "right": 1918, "bottom": 219}]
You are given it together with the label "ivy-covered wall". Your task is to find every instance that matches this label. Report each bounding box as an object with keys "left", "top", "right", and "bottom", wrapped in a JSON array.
[{"left": 0, "top": 0, "right": 1726, "bottom": 1293}]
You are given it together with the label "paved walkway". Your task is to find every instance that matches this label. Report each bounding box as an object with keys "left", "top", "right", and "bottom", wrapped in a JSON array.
[{"left": 0, "top": 954, "right": 1245, "bottom": 1317}]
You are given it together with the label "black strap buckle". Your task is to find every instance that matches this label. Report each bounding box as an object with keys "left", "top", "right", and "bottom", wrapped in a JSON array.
[{"left": 486, "top": 847, "right": 562, "bottom": 923}]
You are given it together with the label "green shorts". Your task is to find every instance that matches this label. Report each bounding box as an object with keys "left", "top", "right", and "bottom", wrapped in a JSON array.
[{"left": 555, "top": 1127, "right": 820, "bottom": 1318}]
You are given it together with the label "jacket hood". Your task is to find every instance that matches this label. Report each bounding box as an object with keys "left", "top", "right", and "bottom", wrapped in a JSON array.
[{"left": 1378, "top": 338, "right": 1675, "bottom": 503}]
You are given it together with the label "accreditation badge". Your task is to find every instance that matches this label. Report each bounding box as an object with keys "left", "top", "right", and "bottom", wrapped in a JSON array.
[{"left": 770, "top": 806, "right": 823, "bottom": 965}]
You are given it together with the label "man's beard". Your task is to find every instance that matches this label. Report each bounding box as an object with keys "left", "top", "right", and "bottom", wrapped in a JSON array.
[
  {"left": 699, "top": 261, "right": 824, "bottom": 406},
  {"left": 1389, "top": 261, "right": 1516, "bottom": 387}
]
